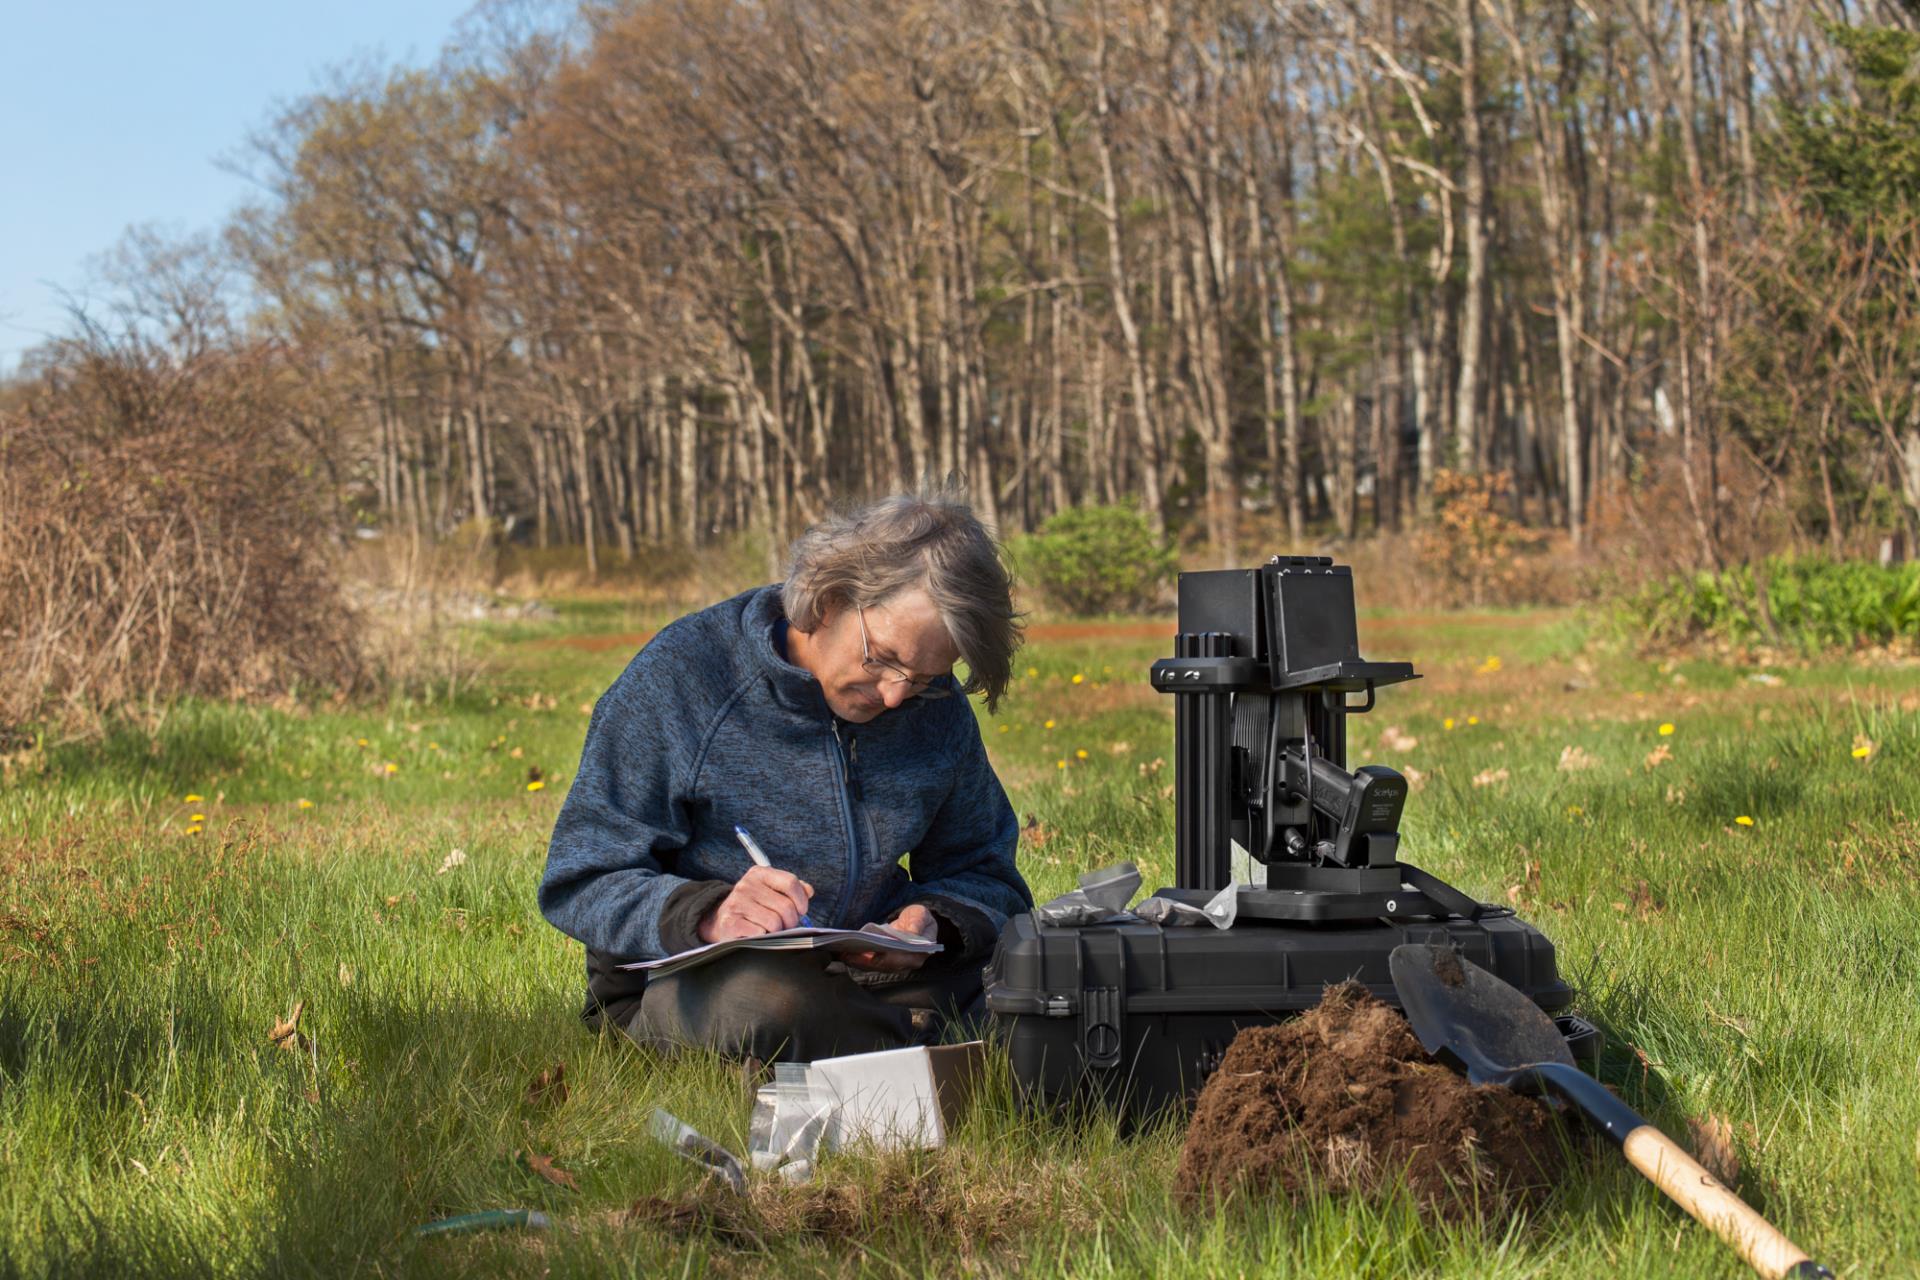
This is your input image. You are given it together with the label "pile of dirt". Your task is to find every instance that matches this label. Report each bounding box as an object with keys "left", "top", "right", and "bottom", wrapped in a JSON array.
[{"left": 1175, "top": 981, "right": 1569, "bottom": 1213}]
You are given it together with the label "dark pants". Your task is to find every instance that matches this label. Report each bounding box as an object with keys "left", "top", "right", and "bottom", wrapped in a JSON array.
[{"left": 611, "top": 952, "right": 988, "bottom": 1063}]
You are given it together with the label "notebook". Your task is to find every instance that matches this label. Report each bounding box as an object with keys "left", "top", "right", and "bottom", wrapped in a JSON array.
[{"left": 616, "top": 922, "right": 941, "bottom": 980}]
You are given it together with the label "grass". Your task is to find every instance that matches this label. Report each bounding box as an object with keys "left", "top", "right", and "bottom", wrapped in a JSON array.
[{"left": 3, "top": 602, "right": 1918, "bottom": 1277}]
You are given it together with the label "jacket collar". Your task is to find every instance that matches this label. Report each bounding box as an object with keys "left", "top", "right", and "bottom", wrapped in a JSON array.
[{"left": 742, "top": 584, "right": 832, "bottom": 716}]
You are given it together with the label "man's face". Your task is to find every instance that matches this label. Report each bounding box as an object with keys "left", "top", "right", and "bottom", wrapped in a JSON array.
[{"left": 798, "top": 588, "right": 961, "bottom": 724}]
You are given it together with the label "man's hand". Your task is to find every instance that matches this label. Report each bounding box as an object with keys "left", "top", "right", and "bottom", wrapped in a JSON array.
[
  {"left": 842, "top": 903, "right": 939, "bottom": 972},
  {"left": 697, "top": 866, "right": 815, "bottom": 944}
]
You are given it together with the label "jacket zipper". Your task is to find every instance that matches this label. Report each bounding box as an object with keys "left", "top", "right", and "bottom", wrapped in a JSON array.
[{"left": 828, "top": 718, "right": 861, "bottom": 921}]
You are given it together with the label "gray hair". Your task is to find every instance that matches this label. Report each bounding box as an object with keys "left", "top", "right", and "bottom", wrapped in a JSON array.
[{"left": 782, "top": 481, "right": 1024, "bottom": 712}]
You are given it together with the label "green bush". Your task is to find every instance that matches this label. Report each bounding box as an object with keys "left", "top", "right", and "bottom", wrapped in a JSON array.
[
  {"left": 1011, "top": 504, "right": 1176, "bottom": 616},
  {"left": 1624, "top": 557, "right": 1920, "bottom": 651}
]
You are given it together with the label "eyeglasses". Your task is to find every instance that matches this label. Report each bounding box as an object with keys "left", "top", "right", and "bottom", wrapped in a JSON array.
[{"left": 857, "top": 606, "right": 954, "bottom": 699}]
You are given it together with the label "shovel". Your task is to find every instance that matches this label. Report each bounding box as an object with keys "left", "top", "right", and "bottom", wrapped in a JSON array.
[{"left": 1389, "top": 944, "right": 1831, "bottom": 1280}]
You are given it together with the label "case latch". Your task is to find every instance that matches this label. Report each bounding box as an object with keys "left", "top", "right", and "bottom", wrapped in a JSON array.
[{"left": 1081, "top": 985, "right": 1123, "bottom": 1070}]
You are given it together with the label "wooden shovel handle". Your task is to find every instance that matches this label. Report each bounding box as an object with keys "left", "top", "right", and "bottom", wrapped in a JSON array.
[
  {"left": 1621, "top": 1125, "right": 1830, "bottom": 1280},
  {"left": 1531, "top": 1064, "right": 1832, "bottom": 1280}
]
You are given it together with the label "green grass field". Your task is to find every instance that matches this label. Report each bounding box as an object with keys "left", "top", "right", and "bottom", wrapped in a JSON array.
[{"left": 3, "top": 600, "right": 1916, "bottom": 1277}]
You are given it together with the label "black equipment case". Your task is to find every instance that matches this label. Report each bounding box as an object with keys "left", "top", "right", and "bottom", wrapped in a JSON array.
[{"left": 985, "top": 911, "right": 1573, "bottom": 1118}]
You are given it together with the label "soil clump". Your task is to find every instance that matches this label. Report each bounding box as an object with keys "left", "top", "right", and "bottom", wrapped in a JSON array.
[{"left": 1175, "top": 981, "right": 1568, "bottom": 1213}]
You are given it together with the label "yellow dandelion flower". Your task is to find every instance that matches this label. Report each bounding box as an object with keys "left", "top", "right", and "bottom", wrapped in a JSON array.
[
  {"left": 1443, "top": 718, "right": 1456, "bottom": 731},
  {"left": 1734, "top": 815, "right": 1755, "bottom": 827},
  {"left": 184, "top": 793, "right": 204, "bottom": 804},
  {"left": 384, "top": 762, "right": 398, "bottom": 775},
  {"left": 356, "top": 738, "right": 369, "bottom": 747},
  {"left": 185, "top": 825, "right": 203, "bottom": 835},
  {"left": 1466, "top": 715, "right": 1480, "bottom": 726},
  {"left": 1072, "top": 673, "right": 1085, "bottom": 685},
  {"left": 428, "top": 742, "right": 441, "bottom": 752},
  {"left": 1075, "top": 749, "right": 1089, "bottom": 760},
  {"left": 1476, "top": 655, "right": 1502, "bottom": 674},
  {"left": 1658, "top": 723, "right": 1675, "bottom": 736},
  {"left": 1852, "top": 745, "right": 1872, "bottom": 759},
  {"left": 296, "top": 798, "right": 314, "bottom": 810},
  {"left": 526, "top": 780, "right": 546, "bottom": 792},
  {"left": 1044, "top": 719, "right": 1056, "bottom": 730},
  {"left": 1103, "top": 665, "right": 1113, "bottom": 674},
  {"left": 1026, "top": 667, "right": 1039, "bottom": 678},
  {"left": 998, "top": 724, "right": 1009, "bottom": 734},
  {"left": 1056, "top": 759, "right": 1068, "bottom": 769},
  {"left": 1565, "top": 805, "right": 1584, "bottom": 817},
  {"left": 189, "top": 813, "right": 205, "bottom": 823}
]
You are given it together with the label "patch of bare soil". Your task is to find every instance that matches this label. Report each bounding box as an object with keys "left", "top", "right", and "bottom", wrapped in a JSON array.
[
  {"left": 541, "top": 619, "right": 1178, "bottom": 655},
  {"left": 544, "top": 630, "right": 656, "bottom": 653},
  {"left": 1175, "top": 981, "right": 1568, "bottom": 1214},
  {"left": 619, "top": 1151, "right": 1065, "bottom": 1259}
]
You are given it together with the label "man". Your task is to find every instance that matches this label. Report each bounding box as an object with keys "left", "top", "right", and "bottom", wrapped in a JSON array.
[{"left": 539, "top": 486, "right": 1032, "bottom": 1062}]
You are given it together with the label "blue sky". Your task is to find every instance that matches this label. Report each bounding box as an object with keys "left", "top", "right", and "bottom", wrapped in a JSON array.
[{"left": 1, "top": 0, "right": 480, "bottom": 373}]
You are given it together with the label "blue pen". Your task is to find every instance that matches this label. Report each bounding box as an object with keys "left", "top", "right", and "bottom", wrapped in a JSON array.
[{"left": 734, "top": 824, "right": 814, "bottom": 927}]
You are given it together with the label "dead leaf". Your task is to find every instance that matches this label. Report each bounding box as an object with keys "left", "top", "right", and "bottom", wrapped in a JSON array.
[
  {"left": 527, "top": 1062, "right": 569, "bottom": 1107},
  {"left": 1506, "top": 857, "right": 1542, "bottom": 907},
  {"left": 1644, "top": 742, "right": 1673, "bottom": 770},
  {"left": 1472, "top": 766, "right": 1509, "bottom": 788},
  {"left": 1401, "top": 766, "right": 1427, "bottom": 791},
  {"left": 519, "top": 1149, "right": 579, "bottom": 1191},
  {"left": 269, "top": 1001, "right": 310, "bottom": 1053},
  {"left": 1626, "top": 878, "right": 1662, "bottom": 920},
  {"left": 436, "top": 848, "right": 467, "bottom": 875},
  {"left": 1020, "top": 815, "right": 1055, "bottom": 850},
  {"left": 1380, "top": 725, "right": 1418, "bottom": 752},
  {"left": 1107, "top": 740, "right": 1133, "bottom": 755},
  {"left": 1628, "top": 1042, "right": 1665, "bottom": 1086},
  {"left": 1686, "top": 1114, "right": 1741, "bottom": 1187},
  {"left": 1557, "top": 745, "right": 1596, "bottom": 772}
]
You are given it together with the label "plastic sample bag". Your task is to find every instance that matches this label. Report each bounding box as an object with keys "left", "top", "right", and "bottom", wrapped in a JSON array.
[
  {"left": 748, "top": 1063, "right": 834, "bottom": 1182},
  {"left": 647, "top": 1108, "right": 747, "bottom": 1193},
  {"left": 1033, "top": 861, "right": 1143, "bottom": 926},
  {"left": 1133, "top": 882, "right": 1239, "bottom": 929}
]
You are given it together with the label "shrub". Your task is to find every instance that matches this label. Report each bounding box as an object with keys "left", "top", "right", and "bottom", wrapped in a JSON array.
[
  {"left": 0, "top": 333, "right": 365, "bottom": 735},
  {"left": 1012, "top": 504, "right": 1175, "bottom": 615},
  {"left": 1411, "top": 470, "right": 1554, "bottom": 607},
  {"left": 1624, "top": 557, "right": 1920, "bottom": 652}
]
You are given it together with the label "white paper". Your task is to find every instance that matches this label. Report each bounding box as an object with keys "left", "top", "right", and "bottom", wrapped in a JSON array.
[
  {"left": 805, "top": 1041, "right": 983, "bottom": 1152},
  {"left": 616, "top": 922, "right": 940, "bottom": 979}
]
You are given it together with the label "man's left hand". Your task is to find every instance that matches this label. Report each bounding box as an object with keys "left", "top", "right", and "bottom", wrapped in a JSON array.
[{"left": 842, "top": 904, "right": 939, "bottom": 972}]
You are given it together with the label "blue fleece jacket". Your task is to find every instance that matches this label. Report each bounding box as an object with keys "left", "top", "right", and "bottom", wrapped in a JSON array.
[{"left": 539, "top": 584, "right": 1031, "bottom": 1017}]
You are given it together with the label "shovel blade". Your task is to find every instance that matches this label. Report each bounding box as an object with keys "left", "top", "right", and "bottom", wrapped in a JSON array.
[{"left": 1389, "top": 944, "right": 1576, "bottom": 1084}]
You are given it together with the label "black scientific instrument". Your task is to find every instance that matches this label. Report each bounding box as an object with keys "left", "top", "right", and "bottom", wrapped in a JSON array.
[{"left": 986, "top": 557, "right": 1581, "bottom": 1117}]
